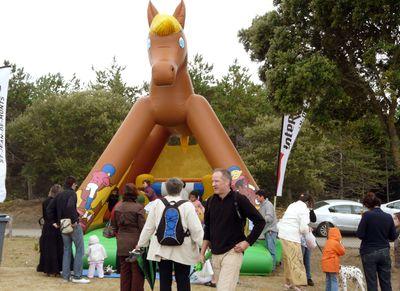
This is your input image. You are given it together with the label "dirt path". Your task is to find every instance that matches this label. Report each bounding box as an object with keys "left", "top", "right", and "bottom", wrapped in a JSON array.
[{"left": 0, "top": 199, "right": 42, "bottom": 229}]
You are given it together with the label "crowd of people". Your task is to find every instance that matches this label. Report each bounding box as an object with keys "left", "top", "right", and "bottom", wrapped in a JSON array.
[{"left": 36, "top": 171, "right": 400, "bottom": 291}]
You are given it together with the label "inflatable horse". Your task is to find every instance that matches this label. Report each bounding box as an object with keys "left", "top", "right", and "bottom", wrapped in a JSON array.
[{"left": 77, "top": 0, "right": 258, "bottom": 232}]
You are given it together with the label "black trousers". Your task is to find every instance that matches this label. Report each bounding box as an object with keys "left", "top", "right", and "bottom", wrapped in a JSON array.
[
  {"left": 158, "top": 259, "right": 190, "bottom": 291},
  {"left": 361, "top": 248, "right": 392, "bottom": 291}
]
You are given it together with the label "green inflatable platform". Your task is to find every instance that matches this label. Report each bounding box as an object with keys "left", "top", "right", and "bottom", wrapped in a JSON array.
[
  {"left": 81, "top": 228, "right": 117, "bottom": 269},
  {"left": 81, "top": 228, "right": 282, "bottom": 275},
  {"left": 240, "top": 239, "right": 282, "bottom": 275}
]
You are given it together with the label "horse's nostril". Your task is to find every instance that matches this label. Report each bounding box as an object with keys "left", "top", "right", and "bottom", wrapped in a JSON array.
[{"left": 171, "top": 67, "right": 175, "bottom": 72}]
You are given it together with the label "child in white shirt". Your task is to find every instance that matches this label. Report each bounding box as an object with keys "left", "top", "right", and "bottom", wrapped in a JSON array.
[{"left": 86, "top": 235, "right": 107, "bottom": 278}]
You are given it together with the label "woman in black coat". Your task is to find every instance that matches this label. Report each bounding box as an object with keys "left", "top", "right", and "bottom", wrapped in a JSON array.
[{"left": 37, "top": 184, "right": 64, "bottom": 276}]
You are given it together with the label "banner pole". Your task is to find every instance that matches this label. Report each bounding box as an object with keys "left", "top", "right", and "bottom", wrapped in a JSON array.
[
  {"left": 274, "top": 115, "right": 285, "bottom": 209},
  {"left": 0, "top": 66, "right": 11, "bottom": 203}
]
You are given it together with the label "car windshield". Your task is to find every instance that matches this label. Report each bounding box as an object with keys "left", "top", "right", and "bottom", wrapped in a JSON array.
[{"left": 314, "top": 201, "right": 329, "bottom": 209}]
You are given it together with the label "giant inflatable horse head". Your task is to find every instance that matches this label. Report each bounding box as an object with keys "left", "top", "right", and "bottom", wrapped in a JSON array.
[
  {"left": 77, "top": 0, "right": 258, "bottom": 232},
  {"left": 147, "top": 1, "right": 187, "bottom": 87}
]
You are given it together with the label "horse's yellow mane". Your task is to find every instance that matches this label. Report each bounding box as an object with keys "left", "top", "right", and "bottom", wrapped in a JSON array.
[{"left": 150, "top": 14, "right": 182, "bottom": 36}]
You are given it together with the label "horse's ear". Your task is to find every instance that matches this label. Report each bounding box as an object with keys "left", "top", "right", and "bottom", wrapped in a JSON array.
[
  {"left": 173, "top": 0, "right": 186, "bottom": 28},
  {"left": 147, "top": 1, "right": 159, "bottom": 27}
]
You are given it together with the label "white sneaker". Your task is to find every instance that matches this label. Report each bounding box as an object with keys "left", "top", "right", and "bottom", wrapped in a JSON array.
[{"left": 71, "top": 277, "right": 90, "bottom": 284}]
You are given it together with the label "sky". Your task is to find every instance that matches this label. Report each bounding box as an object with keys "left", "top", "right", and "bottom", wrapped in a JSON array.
[{"left": 1, "top": 0, "right": 274, "bottom": 86}]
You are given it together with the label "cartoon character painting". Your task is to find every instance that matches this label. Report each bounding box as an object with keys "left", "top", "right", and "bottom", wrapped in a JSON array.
[
  {"left": 79, "top": 163, "right": 116, "bottom": 221},
  {"left": 228, "top": 165, "right": 257, "bottom": 205}
]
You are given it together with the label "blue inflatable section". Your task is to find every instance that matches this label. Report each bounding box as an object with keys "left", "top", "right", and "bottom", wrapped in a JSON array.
[{"left": 152, "top": 182, "right": 162, "bottom": 195}]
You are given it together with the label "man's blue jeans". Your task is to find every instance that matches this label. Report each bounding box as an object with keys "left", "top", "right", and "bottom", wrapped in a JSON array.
[
  {"left": 265, "top": 231, "right": 277, "bottom": 270},
  {"left": 62, "top": 224, "right": 84, "bottom": 280},
  {"left": 361, "top": 248, "right": 392, "bottom": 291},
  {"left": 325, "top": 272, "right": 338, "bottom": 291},
  {"left": 301, "top": 246, "right": 312, "bottom": 280}
]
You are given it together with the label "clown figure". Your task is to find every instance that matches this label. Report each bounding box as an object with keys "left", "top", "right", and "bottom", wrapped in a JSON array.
[
  {"left": 228, "top": 165, "right": 257, "bottom": 205},
  {"left": 81, "top": 164, "right": 116, "bottom": 220}
]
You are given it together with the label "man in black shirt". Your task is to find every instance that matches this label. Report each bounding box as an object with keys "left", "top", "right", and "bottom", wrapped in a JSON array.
[{"left": 200, "top": 169, "right": 265, "bottom": 290}]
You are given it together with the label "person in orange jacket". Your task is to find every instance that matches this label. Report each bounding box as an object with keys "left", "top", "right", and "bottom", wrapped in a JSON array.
[{"left": 321, "top": 227, "right": 345, "bottom": 291}]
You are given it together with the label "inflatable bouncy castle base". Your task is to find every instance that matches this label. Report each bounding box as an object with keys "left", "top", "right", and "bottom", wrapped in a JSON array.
[
  {"left": 81, "top": 229, "right": 282, "bottom": 275},
  {"left": 240, "top": 240, "right": 282, "bottom": 275}
]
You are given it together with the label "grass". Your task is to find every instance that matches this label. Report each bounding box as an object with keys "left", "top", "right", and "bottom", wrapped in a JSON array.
[{"left": 1, "top": 237, "right": 399, "bottom": 290}]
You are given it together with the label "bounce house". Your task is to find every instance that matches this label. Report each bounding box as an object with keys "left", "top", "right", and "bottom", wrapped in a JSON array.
[{"left": 76, "top": 0, "right": 280, "bottom": 275}]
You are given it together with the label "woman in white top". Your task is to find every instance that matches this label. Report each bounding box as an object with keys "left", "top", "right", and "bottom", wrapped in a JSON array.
[
  {"left": 137, "top": 178, "right": 204, "bottom": 291},
  {"left": 278, "top": 193, "right": 312, "bottom": 291}
]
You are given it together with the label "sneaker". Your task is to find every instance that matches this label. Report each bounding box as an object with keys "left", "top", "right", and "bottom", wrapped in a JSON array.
[
  {"left": 307, "top": 279, "right": 314, "bottom": 286},
  {"left": 71, "top": 277, "right": 90, "bottom": 284}
]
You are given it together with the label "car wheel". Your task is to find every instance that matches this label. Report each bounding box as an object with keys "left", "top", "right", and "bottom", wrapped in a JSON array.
[{"left": 316, "top": 222, "right": 332, "bottom": 237}]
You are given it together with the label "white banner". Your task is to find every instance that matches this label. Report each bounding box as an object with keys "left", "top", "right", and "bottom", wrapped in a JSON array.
[
  {"left": 276, "top": 112, "right": 306, "bottom": 196},
  {"left": 0, "top": 67, "right": 11, "bottom": 202}
]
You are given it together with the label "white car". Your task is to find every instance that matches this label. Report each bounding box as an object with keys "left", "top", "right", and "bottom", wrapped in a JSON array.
[
  {"left": 310, "top": 200, "right": 366, "bottom": 237},
  {"left": 381, "top": 199, "right": 400, "bottom": 215}
]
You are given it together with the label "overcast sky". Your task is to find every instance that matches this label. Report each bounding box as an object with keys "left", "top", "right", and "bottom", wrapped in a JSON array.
[{"left": 1, "top": 0, "right": 274, "bottom": 86}]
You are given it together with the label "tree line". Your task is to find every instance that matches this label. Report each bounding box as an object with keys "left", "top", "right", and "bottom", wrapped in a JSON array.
[{"left": 4, "top": 0, "right": 400, "bottom": 202}]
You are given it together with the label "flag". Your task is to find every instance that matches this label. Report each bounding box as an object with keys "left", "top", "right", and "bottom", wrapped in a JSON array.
[
  {"left": 0, "top": 66, "right": 11, "bottom": 203},
  {"left": 276, "top": 112, "right": 306, "bottom": 197}
]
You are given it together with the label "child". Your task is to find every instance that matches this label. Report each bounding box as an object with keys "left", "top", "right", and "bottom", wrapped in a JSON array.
[
  {"left": 321, "top": 227, "right": 345, "bottom": 291},
  {"left": 189, "top": 190, "right": 205, "bottom": 223},
  {"left": 142, "top": 179, "right": 157, "bottom": 201},
  {"left": 86, "top": 235, "right": 107, "bottom": 278}
]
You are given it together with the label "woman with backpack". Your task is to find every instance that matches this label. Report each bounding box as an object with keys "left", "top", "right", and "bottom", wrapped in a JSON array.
[
  {"left": 137, "top": 177, "right": 204, "bottom": 291},
  {"left": 111, "top": 183, "right": 146, "bottom": 291}
]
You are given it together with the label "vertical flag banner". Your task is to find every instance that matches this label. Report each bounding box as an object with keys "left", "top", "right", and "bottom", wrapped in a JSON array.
[
  {"left": 276, "top": 112, "right": 306, "bottom": 197},
  {"left": 0, "top": 66, "right": 11, "bottom": 202}
]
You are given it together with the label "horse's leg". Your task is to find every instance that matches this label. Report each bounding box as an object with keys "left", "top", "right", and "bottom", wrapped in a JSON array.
[
  {"left": 119, "top": 125, "right": 171, "bottom": 186},
  {"left": 186, "top": 94, "right": 257, "bottom": 187},
  {"left": 78, "top": 97, "right": 156, "bottom": 230}
]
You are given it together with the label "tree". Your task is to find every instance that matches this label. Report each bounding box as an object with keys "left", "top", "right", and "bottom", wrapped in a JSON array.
[
  {"left": 3, "top": 61, "right": 35, "bottom": 122},
  {"left": 241, "top": 115, "right": 332, "bottom": 200},
  {"left": 239, "top": 0, "right": 400, "bottom": 171},
  {"left": 210, "top": 60, "right": 271, "bottom": 148},
  {"left": 7, "top": 90, "right": 131, "bottom": 197},
  {"left": 32, "top": 73, "right": 80, "bottom": 100},
  {"left": 90, "top": 57, "right": 144, "bottom": 103},
  {"left": 242, "top": 114, "right": 386, "bottom": 201},
  {"left": 322, "top": 120, "right": 386, "bottom": 200},
  {"left": 188, "top": 54, "right": 216, "bottom": 100}
]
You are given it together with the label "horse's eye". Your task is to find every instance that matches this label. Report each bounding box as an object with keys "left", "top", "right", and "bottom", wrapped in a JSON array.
[
  {"left": 147, "top": 38, "right": 151, "bottom": 50},
  {"left": 178, "top": 37, "right": 185, "bottom": 48}
]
